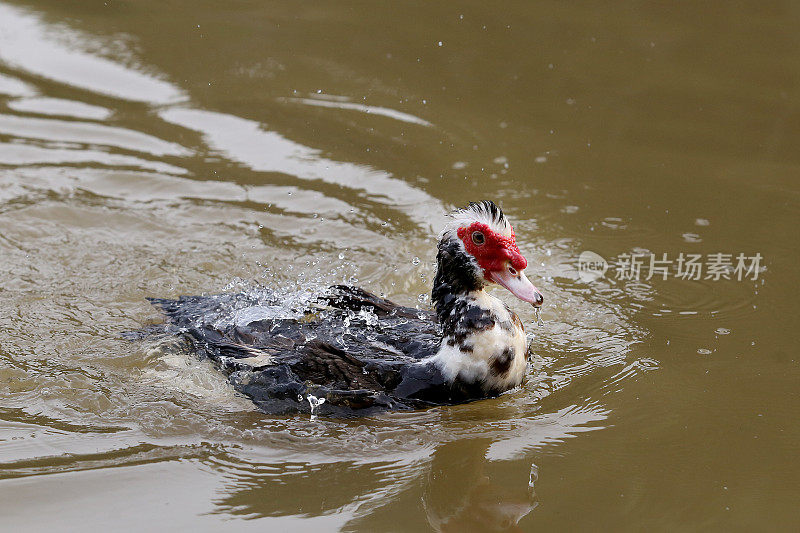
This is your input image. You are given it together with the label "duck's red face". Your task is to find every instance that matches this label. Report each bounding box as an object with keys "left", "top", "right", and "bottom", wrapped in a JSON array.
[{"left": 457, "top": 221, "right": 543, "bottom": 307}]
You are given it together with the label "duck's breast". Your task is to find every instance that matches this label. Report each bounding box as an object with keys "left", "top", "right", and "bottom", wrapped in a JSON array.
[{"left": 430, "top": 291, "right": 528, "bottom": 393}]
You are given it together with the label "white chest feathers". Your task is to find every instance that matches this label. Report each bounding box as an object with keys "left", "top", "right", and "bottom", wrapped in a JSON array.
[{"left": 429, "top": 291, "right": 528, "bottom": 393}]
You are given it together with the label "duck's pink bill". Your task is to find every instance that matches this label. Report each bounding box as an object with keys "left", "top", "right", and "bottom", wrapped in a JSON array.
[{"left": 490, "top": 269, "right": 544, "bottom": 307}]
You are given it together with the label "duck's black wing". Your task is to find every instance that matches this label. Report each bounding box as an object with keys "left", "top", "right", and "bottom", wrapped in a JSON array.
[{"left": 145, "top": 285, "right": 446, "bottom": 416}]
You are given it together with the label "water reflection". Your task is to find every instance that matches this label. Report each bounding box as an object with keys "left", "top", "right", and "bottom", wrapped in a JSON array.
[
  {"left": 211, "top": 455, "right": 406, "bottom": 519},
  {"left": 423, "top": 439, "right": 538, "bottom": 532},
  {"left": 0, "top": 3, "right": 184, "bottom": 104},
  {"left": 0, "top": 114, "right": 189, "bottom": 157},
  {"left": 0, "top": 1, "right": 443, "bottom": 234},
  {"left": 0, "top": 142, "right": 187, "bottom": 175},
  {"left": 203, "top": 437, "right": 538, "bottom": 529},
  {"left": 158, "top": 106, "right": 443, "bottom": 230},
  {"left": 197, "top": 400, "right": 613, "bottom": 528}
]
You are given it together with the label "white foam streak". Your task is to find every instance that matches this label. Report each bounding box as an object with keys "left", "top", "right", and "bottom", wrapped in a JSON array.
[
  {"left": 0, "top": 114, "right": 190, "bottom": 157},
  {"left": 0, "top": 143, "right": 187, "bottom": 175},
  {"left": 0, "top": 73, "right": 37, "bottom": 97},
  {"left": 8, "top": 97, "right": 112, "bottom": 120},
  {"left": 279, "top": 96, "right": 433, "bottom": 127}
]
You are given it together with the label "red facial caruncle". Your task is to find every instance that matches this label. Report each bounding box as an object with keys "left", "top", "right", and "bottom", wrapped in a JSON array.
[{"left": 456, "top": 222, "right": 527, "bottom": 276}]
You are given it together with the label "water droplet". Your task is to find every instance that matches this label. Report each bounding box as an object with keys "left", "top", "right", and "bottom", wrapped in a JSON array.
[
  {"left": 697, "top": 348, "right": 712, "bottom": 355},
  {"left": 412, "top": 257, "right": 420, "bottom": 265},
  {"left": 715, "top": 327, "right": 730, "bottom": 335},
  {"left": 533, "top": 307, "right": 544, "bottom": 326},
  {"left": 338, "top": 253, "right": 345, "bottom": 260},
  {"left": 529, "top": 463, "right": 539, "bottom": 490}
]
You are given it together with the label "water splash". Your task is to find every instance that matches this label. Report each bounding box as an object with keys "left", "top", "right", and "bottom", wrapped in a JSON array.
[
  {"left": 528, "top": 463, "right": 539, "bottom": 492},
  {"left": 306, "top": 394, "right": 326, "bottom": 417},
  {"left": 356, "top": 308, "right": 379, "bottom": 327}
]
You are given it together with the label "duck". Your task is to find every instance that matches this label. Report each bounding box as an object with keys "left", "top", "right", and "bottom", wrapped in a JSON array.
[{"left": 146, "top": 201, "right": 544, "bottom": 416}]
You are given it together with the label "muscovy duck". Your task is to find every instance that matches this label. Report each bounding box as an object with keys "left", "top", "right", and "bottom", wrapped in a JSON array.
[{"left": 147, "top": 201, "right": 544, "bottom": 415}]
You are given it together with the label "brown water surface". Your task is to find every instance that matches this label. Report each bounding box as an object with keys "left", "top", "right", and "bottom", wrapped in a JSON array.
[{"left": 0, "top": 1, "right": 798, "bottom": 530}]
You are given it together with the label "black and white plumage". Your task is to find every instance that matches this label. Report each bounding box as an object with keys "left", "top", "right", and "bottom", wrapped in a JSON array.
[{"left": 143, "top": 201, "right": 544, "bottom": 416}]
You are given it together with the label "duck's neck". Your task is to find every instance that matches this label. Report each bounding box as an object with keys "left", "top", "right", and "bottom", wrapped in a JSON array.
[{"left": 431, "top": 236, "right": 483, "bottom": 324}]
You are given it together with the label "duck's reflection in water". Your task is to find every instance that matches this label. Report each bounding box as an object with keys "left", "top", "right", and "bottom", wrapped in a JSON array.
[
  {"left": 208, "top": 435, "right": 538, "bottom": 531},
  {"left": 210, "top": 455, "right": 394, "bottom": 520},
  {"left": 423, "top": 439, "right": 538, "bottom": 532}
]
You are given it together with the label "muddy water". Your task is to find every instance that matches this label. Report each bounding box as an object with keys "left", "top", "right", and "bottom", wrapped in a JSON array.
[{"left": 0, "top": 0, "right": 798, "bottom": 530}]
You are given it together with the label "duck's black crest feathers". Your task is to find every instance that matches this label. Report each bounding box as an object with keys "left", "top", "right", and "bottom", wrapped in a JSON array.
[
  {"left": 467, "top": 200, "right": 506, "bottom": 226},
  {"left": 451, "top": 200, "right": 510, "bottom": 234}
]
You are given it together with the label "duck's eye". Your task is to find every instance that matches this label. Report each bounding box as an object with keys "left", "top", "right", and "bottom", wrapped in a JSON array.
[
  {"left": 508, "top": 265, "right": 518, "bottom": 276},
  {"left": 471, "top": 231, "right": 485, "bottom": 245}
]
